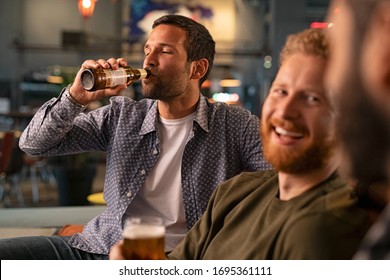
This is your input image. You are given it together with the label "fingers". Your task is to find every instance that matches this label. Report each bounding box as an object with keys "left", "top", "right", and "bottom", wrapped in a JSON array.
[
  {"left": 70, "top": 57, "right": 128, "bottom": 101},
  {"left": 81, "top": 59, "right": 100, "bottom": 70},
  {"left": 102, "top": 84, "right": 127, "bottom": 97},
  {"left": 81, "top": 57, "right": 128, "bottom": 70},
  {"left": 109, "top": 240, "right": 126, "bottom": 260},
  {"left": 117, "top": 57, "right": 128, "bottom": 67}
]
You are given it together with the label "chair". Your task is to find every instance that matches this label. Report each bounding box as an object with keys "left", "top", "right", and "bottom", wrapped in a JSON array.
[
  {"left": 0, "top": 131, "right": 14, "bottom": 174},
  {"left": 21, "top": 155, "right": 57, "bottom": 204},
  {"left": 0, "top": 131, "right": 25, "bottom": 207}
]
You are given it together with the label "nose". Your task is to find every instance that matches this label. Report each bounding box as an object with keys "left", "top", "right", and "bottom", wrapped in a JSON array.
[
  {"left": 143, "top": 50, "right": 158, "bottom": 68},
  {"left": 277, "top": 96, "right": 300, "bottom": 120}
]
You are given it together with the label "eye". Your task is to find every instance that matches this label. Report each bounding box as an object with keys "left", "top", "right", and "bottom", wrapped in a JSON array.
[
  {"left": 271, "top": 88, "right": 287, "bottom": 96},
  {"left": 306, "top": 94, "right": 321, "bottom": 104}
]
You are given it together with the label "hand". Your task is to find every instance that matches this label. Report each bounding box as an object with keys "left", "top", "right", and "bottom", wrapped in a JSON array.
[
  {"left": 69, "top": 57, "right": 129, "bottom": 106},
  {"left": 109, "top": 240, "right": 126, "bottom": 260}
]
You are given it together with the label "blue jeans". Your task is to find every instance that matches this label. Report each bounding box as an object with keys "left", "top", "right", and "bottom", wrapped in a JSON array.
[{"left": 0, "top": 236, "right": 108, "bottom": 260}]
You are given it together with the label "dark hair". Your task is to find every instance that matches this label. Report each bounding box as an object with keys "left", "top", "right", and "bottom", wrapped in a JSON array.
[{"left": 152, "top": 15, "right": 215, "bottom": 86}]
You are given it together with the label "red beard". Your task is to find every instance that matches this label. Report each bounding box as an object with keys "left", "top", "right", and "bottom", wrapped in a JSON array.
[{"left": 261, "top": 117, "right": 336, "bottom": 174}]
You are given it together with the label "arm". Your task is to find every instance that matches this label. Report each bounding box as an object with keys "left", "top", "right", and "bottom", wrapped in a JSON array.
[
  {"left": 19, "top": 58, "right": 128, "bottom": 156},
  {"left": 166, "top": 210, "right": 213, "bottom": 260},
  {"left": 167, "top": 175, "right": 241, "bottom": 260}
]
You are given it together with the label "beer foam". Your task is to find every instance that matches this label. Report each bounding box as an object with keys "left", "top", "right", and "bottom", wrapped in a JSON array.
[{"left": 123, "top": 224, "right": 165, "bottom": 239}]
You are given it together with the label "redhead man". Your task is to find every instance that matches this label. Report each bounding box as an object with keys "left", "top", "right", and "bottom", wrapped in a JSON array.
[{"left": 110, "top": 29, "right": 372, "bottom": 260}]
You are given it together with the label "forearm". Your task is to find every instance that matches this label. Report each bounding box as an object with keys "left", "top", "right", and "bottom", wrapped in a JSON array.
[{"left": 20, "top": 57, "right": 133, "bottom": 156}]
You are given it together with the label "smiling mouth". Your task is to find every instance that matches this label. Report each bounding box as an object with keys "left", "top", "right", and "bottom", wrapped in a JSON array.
[{"left": 274, "top": 126, "right": 304, "bottom": 138}]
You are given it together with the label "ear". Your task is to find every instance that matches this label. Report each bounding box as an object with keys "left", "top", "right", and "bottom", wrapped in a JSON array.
[{"left": 190, "top": 58, "right": 209, "bottom": 81}]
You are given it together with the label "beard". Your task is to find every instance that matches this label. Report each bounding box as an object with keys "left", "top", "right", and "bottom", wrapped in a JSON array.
[
  {"left": 335, "top": 74, "right": 390, "bottom": 183},
  {"left": 141, "top": 64, "right": 191, "bottom": 101},
  {"left": 261, "top": 118, "right": 336, "bottom": 174}
]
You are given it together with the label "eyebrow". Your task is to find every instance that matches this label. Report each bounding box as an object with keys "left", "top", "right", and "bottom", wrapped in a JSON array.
[{"left": 144, "top": 42, "right": 178, "bottom": 51}]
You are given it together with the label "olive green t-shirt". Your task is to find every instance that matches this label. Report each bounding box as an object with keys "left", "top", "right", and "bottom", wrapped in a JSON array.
[{"left": 168, "top": 170, "right": 372, "bottom": 259}]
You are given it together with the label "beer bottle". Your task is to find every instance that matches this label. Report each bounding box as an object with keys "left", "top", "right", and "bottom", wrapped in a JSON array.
[{"left": 81, "top": 66, "right": 149, "bottom": 91}]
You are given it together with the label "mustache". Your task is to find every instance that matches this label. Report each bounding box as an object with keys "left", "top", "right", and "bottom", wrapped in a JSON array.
[{"left": 144, "top": 67, "right": 156, "bottom": 76}]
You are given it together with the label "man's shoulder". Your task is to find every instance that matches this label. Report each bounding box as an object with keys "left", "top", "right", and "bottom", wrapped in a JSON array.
[
  {"left": 288, "top": 179, "right": 371, "bottom": 233},
  {"left": 200, "top": 96, "right": 255, "bottom": 117},
  {"left": 216, "top": 169, "right": 277, "bottom": 196},
  {"left": 205, "top": 102, "right": 260, "bottom": 131},
  {"left": 230, "top": 169, "right": 277, "bottom": 183},
  {"left": 209, "top": 101, "right": 256, "bottom": 117}
]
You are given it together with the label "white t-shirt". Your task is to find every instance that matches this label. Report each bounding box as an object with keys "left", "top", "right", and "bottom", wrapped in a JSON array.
[{"left": 125, "top": 112, "right": 195, "bottom": 251}]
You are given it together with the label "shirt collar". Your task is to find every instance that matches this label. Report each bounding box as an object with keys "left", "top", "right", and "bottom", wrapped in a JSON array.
[
  {"left": 193, "top": 94, "right": 210, "bottom": 133},
  {"left": 140, "top": 100, "right": 158, "bottom": 135},
  {"left": 139, "top": 94, "right": 211, "bottom": 135}
]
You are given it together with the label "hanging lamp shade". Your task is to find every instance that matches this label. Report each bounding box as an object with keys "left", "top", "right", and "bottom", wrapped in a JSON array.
[{"left": 78, "top": 0, "right": 97, "bottom": 20}]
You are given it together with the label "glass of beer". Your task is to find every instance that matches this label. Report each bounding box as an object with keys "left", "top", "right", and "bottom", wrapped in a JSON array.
[{"left": 122, "top": 216, "right": 165, "bottom": 260}]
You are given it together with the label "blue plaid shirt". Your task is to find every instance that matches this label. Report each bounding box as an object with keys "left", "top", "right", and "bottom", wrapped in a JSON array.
[{"left": 19, "top": 86, "right": 271, "bottom": 254}]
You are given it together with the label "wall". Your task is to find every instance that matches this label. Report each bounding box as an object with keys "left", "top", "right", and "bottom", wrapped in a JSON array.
[
  {"left": 0, "top": 0, "right": 122, "bottom": 80},
  {"left": 0, "top": 0, "right": 326, "bottom": 114},
  {"left": 0, "top": 0, "right": 123, "bottom": 110},
  {"left": 0, "top": 0, "right": 268, "bottom": 113},
  {"left": 0, "top": 1, "right": 23, "bottom": 84}
]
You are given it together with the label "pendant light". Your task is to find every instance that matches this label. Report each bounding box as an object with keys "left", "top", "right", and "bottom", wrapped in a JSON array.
[{"left": 78, "top": 0, "right": 97, "bottom": 20}]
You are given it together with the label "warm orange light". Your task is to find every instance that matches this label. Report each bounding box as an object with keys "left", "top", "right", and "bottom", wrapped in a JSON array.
[
  {"left": 201, "top": 79, "right": 212, "bottom": 89},
  {"left": 219, "top": 79, "right": 241, "bottom": 88},
  {"left": 78, "top": 0, "right": 97, "bottom": 20}
]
